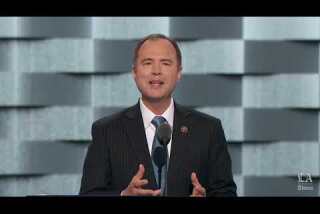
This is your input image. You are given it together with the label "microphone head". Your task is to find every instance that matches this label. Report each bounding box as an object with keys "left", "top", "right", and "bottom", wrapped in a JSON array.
[
  {"left": 156, "top": 123, "right": 172, "bottom": 146},
  {"left": 152, "top": 146, "right": 167, "bottom": 168}
]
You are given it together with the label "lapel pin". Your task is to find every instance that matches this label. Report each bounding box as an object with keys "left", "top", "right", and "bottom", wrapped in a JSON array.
[{"left": 180, "top": 126, "right": 188, "bottom": 136}]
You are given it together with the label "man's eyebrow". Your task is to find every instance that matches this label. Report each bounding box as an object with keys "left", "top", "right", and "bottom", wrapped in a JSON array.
[
  {"left": 160, "top": 59, "right": 173, "bottom": 63},
  {"left": 141, "top": 58, "right": 153, "bottom": 62},
  {"left": 140, "top": 58, "right": 173, "bottom": 63}
]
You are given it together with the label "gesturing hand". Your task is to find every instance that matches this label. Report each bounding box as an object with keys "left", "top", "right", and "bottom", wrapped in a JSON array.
[
  {"left": 190, "top": 172, "right": 206, "bottom": 197},
  {"left": 121, "top": 164, "right": 161, "bottom": 196}
]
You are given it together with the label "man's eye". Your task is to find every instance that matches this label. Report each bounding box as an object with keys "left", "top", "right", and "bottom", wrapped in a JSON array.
[{"left": 143, "top": 62, "right": 152, "bottom": 65}]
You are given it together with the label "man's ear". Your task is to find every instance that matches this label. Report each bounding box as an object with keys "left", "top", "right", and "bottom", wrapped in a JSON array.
[
  {"left": 132, "top": 66, "right": 136, "bottom": 79},
  {"left": 177, "top": 66, "right": 182, "bottom": 81}
]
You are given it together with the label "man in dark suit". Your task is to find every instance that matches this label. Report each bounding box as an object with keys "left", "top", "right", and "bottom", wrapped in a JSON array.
[{"left": 80, "top": 34, "right": 237, "bottom": 197}]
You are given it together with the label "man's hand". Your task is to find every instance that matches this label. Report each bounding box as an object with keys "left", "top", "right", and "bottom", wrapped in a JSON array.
[
  {"left": 121, "top": 164, "right": 161, "bottom": 196},
  {"left": 190, "top": 172, "right": 206, "bottom": 197}
]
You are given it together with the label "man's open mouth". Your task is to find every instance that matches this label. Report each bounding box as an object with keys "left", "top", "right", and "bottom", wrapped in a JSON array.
[{"left": 149, "top": 80, "right": 164, "bottom": 85}]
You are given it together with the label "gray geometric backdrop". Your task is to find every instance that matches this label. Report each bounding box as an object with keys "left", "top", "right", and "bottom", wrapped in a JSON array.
[{"left": 0, "top": 17, "right": 319, "bottom": 196}]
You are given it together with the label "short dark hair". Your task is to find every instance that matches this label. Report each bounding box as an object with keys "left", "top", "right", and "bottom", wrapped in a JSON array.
[{"left": 132, "top": 34, "right": 182, "bottom": 68}]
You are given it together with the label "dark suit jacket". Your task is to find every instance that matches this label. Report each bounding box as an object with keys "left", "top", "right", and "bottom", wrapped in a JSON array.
[{"left": 79, "top": 102, "right": 237, "bottom": 197}]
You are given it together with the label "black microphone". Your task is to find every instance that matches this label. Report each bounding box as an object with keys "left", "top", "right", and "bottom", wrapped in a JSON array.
[
  {"left": 156, "top": 123, "right": 172, "bottom": 146},
  {"left": 153, "top": 146, "right": 167, "bottom": 169},
  {"left": 153, "top": 146, "right": 167, "bottom": 190},
  {"left": 153, "top": 123, "right": 172, "bottom": 194}
]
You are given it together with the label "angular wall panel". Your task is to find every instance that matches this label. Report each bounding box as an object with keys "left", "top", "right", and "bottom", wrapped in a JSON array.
[
  {"left": 92, "top": 73, "right": 140, "bottom": 107},
  {"left": 0, "top": 73, "right": 19, "bottom": 105},
  {"left": 244, "top": 109, "right": 318, "bottom": 141},
  {"left": 18, "top": 17, "right": 92, "bottom": 38},
  {"left": 92, "top": 17, "right": 169, "bottom": 39},
  {"left": 243, "top": 142, "right": 320, "bottom": 176},
  {"left": 0, "top": 17, "right": 18, "bottom": 37},
  {"left": 170, "top": 17, "right": 242, "bottom": 39},
  {"left": 18, "top": 73, "right": 91, "bottom": 106},
  {"left": 245, "top": 41, "right": 318, "bottom": 74},
  {"left": 16, "top": 107, "right": 93, "bottom": 141},
  {"left": 244, "top": 17, "right": 320, "bottom": 40},
  {"left": 174, "top": 74, "right": 242, "bottom": 106},
  {"left": 15, "top": 39, "right": 94, "bottom": 73},
  {"left": 23, "top": 141, "right": 87, "bottom": 174},
  {"left": 0, "top": 174, "right": 81, "bottom": 196},
  {"left": 243, "top": 74, "right": 319, "bottom": 108},
  {"left": 0, "top": 41, "right": 17, "bottom": 72},
  {"left": 0, "top": 110, "right": 17, "bottom": 140},
  {"left": 179, "top": 40, "right": 244, "bottom": 74},
  {"left": 196, "top": 107, "right": 244, "bottom": 141},
  {"left": 94, "top": 40, "right": 137, "bottom": 72},
  {"left": 0, "top": 141, "right": 87, "bottom": 175},
  {"left": 0, "top": 140, "right": 24, "bottom": 174},
  {"left": 94, "top": 107, "right": 125, "bottom": 121}
]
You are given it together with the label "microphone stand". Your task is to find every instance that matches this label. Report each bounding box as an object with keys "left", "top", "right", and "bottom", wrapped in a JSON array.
[{"left": 158, "top": 167, "right": 162, "bottom": 191}]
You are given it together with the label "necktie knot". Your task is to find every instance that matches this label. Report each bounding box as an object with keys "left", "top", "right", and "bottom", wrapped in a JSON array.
[{"left": 151, "top": 116, "right": 167, "bottom": 128}]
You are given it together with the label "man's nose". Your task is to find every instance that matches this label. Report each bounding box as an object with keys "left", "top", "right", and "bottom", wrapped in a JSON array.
[{"left": 152, "top": 63, "right": 162, "bottom": 75}]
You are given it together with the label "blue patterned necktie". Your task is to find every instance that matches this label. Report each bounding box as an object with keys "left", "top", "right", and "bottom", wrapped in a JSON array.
[{"left": 151, "top": 116, "right": 169, "bottom": 196}]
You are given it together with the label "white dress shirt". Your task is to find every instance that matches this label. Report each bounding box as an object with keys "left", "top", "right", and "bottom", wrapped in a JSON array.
[{"left": 139, "top": 98, "right": 174, "bottom": 158}]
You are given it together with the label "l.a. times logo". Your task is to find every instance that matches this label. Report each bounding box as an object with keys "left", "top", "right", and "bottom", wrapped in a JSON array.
[{"left": 297, "top": 172, "right": 313, "bottom": 191}]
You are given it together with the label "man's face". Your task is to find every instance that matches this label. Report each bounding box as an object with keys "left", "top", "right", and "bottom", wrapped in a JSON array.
[{"left": 133, "top": 39, "right": 181, "bottom": 103}]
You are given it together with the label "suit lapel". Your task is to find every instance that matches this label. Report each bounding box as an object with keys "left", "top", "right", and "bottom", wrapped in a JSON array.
[{"left": 122, "top": 102, "right": 158, "bottom": 189}]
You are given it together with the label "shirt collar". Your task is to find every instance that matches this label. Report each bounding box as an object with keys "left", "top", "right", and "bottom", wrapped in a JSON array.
[{"left": 139, "top": 98, "right": 174, "bottom": 130}]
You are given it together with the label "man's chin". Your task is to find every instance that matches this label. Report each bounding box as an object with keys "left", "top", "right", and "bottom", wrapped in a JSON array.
[{"left": 142, "top": 95, "right": 170, "bottom": 104}]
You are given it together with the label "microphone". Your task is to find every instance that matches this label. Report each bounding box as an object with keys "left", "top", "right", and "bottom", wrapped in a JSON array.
[
  {"left": 153, "top": 123, "right": 172, "bottom": 194},
  {"left": 153, "top": 146, "right": 167, "bottom": 169},
  {"left": 153, "top": 146, "right": 167, "bottom": 190},
  {"left": 156, "top": 123, "right": 172, "bottom": 146}
]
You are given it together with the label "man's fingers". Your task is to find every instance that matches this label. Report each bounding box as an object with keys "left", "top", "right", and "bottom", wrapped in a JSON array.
[
  {"left": 191, "top": 186, "right": 206, "bottom": 197},
  {"left": 195, "top": 186, "right": 205, "bottom": 194},
  {"left": 134, "top": 164, "right": 145, "bottom": 180},
  {"left": 133, "top": 179, "right": 148, "bottom": 188},
  {"left": 191, "top": 172, "right": 201, "bottom": 187},
  {"left": 136, "top": 189, "right": 161, "bottom": 196},
  {"left": 190, "top": 172, "right": 206, "bottom": 197},
  {"left": 152, "top": 189, "right": 161, "bottom": 196}
]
